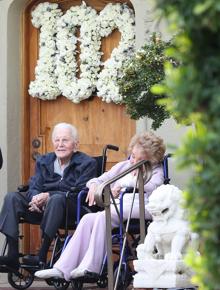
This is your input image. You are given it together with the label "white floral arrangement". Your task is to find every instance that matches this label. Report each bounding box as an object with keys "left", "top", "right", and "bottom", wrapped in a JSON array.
[
  {"left": 28, "top": 1, "right": 135, "bottom": 104},
  {"left": 29, "top": 2, "right": 62, "bottom": 100},
  {"left": 56, "top": 2, "right": 101, "bottom": 103},
  {"left": 97, "top": 3, "right": 135, "bottom": 103}
]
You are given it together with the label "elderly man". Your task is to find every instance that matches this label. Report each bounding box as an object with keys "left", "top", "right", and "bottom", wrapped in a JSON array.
[{"left": 0, "top": 123, "right": 97, "bottom": 270}]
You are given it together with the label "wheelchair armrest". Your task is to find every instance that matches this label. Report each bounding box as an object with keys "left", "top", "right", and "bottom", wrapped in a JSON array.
[
  {"left": 65, "top": 187, "right": 100, "bottom": 227},
  {"left": 123, "top": 187, "right": 139, "bottom": 193},
  {"left": 77, "top": 188, "right": 89, "bottom": 224},
  {"left": 64, "top": 187, "right": 87, "bottom": 235},
  {"left": 70, "top": 186, "right": 80, "bottom": 192},
  {"left": 66, "top": 187, "right": 84, "bottom": 198},
  {"left": 17, "top": 185, "right": 29, "bottom": 192},
  {"left": 118, "top": 187, "right": 145, "bottom": 230}
]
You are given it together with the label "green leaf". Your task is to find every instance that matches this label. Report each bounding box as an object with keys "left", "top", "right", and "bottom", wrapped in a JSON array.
[{"left": 193, "top": 0, "right": 213, "bottom": 15}]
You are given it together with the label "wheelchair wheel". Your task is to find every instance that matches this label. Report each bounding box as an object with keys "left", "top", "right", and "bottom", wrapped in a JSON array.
[
  {"left": 114, "top": 265, "right": 133, "bottom": 290},
  {"left": 71, "top": 280, "right": 83, "bottom": 290},
  {"left": 7, "top": 268, "right": 34, "bottom": 290},
  {"left": 97, "top": 275, "right": 108, "bottom": 288},
  {"left": 51, "top": 279, "right": 70, "bottom": 290},
  {"left": 45, "top": 278, "right": 54, "bottom": 286}
]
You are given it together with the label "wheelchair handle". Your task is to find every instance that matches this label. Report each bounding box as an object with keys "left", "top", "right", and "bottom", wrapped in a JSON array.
[
  {"left": 102, "top": 144, "right": 119, "bottom": 174},
  {"left": 105, "top": 144, "right": 119, "bottom": 151}
]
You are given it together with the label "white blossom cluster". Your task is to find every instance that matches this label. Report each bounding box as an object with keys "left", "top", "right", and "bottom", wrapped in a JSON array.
[
  {"left": 29, "top": 2, "right": 63, "bottom": 100},
  {"left": 56, "top": 2, "right": 101, "bottom": 103},
  {"left": 28, "top": 2, "right": 135, "bottom": 104},
  {"left": 96, "top": 3, "right": 135, "bottom": 103}
]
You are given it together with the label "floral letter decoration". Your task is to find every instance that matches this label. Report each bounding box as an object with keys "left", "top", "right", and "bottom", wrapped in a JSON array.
[
  {"left": 28, "top": 2, "right": 135, "bottom": 104},
  {"left": 97, "top": 3, "right": 135, "bottom": 103},
  {"left": 56, "top": 2, "right": 101, "bottom": 103},
  {"left": 29, "top": 2, "right": 63, "bottom": 100}
]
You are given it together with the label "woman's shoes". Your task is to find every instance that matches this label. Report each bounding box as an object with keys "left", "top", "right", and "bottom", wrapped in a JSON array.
[
  {"left": 35, "top": 266, "right": 98, "bottom": 280},
  {"left": 70, "top": 268, "right": 87, "bottom": 278},
  {"left": 35, "top": 267, "right": 63, "bottom": 279},
  {"left": 70, "top": 268, "right": 99, "bottom": 279}
]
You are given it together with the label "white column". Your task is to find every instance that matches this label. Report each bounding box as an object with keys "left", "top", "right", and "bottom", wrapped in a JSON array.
[
  {"left": 0, "top": 0, "right": 28, "bottom": 201},
  {"left": 0, "top": 0, "right": 10, "bottom": 201}
]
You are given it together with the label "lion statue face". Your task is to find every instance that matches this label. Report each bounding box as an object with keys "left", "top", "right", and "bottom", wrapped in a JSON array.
[{"left": 146, "top": 184, "right": 183, "bottom": 222}]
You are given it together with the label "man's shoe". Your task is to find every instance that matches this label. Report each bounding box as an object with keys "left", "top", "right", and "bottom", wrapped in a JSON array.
[
  {"left": 0, "top": 256, "right": 19, "bottom": 271},
  {"left": 22, "top": 255, "right": 44, "bottom": 266}
]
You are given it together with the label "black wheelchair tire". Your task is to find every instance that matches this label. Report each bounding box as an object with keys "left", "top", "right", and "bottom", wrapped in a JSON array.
[
  {"left": 50, "top": 279, "right": 70, "bottom": 290},
  {"left": 7, "top": 268, "right": 34, "bottom": 290},
  {"left": 71, "top": 280, "right": 83, "bottom": 290},
  {"left": 113, "top": 265, "right": 133, "bottom": 290},
  {"left": 97, "top": 275, "right": 108, "bottom": 288}
]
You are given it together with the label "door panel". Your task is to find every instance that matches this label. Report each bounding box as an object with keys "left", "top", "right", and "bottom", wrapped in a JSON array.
[{"left": 22, "top": 0, "right": 135, "bottom": 254}]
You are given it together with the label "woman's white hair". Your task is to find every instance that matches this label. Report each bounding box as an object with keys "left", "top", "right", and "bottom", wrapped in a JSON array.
[{"left": 52, "top": 123, "right": 79, "bottom": 142}]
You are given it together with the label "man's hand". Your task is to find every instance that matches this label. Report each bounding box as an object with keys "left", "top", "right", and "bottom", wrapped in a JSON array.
[
  {"left": 29, "top": 192, "right": 49, "bottom": 212},
  {"left": 86, "top": 183, "right": 98, "bottom": 206},
  {"left": 28, "top": 203, "right": 42, "bottom": 213}
]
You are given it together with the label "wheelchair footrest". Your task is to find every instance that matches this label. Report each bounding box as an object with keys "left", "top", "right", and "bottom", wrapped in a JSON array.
[
  {"left": 84, "top": 271, "right": 100, "bottom": 280},
  {"left": 71, "top": 271, "right": 102, "bottom": 283},
  {"left": 0, "top": 265, "right": 10, "bottom": 273},
  {"left": 0, "top": 265, "right": 21, "bottom": 276}
]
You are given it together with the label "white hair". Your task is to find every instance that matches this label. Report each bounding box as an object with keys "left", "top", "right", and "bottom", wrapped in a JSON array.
[{"left": 52, "top": 123, "right": 79, "bottom": 142}]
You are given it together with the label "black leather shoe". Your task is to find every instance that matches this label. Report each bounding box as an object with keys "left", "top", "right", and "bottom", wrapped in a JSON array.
[
  {"left": 0, "top": 256, "right": 19, "bottom": 271},
  {"left": 22, "top": 255, "right": 44, "bottom": 266}
]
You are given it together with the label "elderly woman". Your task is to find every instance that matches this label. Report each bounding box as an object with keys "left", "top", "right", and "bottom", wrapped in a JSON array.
[{"left": 35, "top": 131, "right": 166, "bottom": 281}]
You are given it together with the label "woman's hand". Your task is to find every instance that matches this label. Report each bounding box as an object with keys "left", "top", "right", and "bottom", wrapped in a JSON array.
[
  {"left": 86, "top": 183, "right": 98, "bottom": 206},
  {"left": 111, "top": 185, "right": 122, "bottom": 198}
]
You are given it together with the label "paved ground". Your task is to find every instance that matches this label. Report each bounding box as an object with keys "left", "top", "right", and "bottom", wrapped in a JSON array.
[
  {"left": 0, "top": 273, "right": 49, "bottom": 289},
  {"left": 0, "top": 272, "right": 109, "bottom": 289}
]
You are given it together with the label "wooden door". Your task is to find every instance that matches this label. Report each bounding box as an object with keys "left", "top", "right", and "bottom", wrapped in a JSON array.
[{"left": 22, "top": 0, "right": 135, "bottom": 253}]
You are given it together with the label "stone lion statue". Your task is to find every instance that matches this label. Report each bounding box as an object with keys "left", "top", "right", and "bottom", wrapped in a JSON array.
[
  {"left": 133, "top": 184, "right": 199, "bottom": 288},
  {"left": 137, "top": 184, "right": 198, "bottom": 261}
]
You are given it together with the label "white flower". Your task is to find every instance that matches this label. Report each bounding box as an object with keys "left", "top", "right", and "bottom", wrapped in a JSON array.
[
  {"left": 55, "top": 2, "right": 101, "bottom": 103},
  {"left": 96, "top": 3, "right": 135, "bottom": 103},
  {"left": 29, "top": 2, "right": 63, "bottom": 100}
]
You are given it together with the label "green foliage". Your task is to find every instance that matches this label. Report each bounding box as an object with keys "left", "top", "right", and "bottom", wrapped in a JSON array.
[
  {"left": 153, "top": 0, "right": 220, "bottom": 289},
  {"left": 118, "top": 34, "right": 172, "bottom": 129}
]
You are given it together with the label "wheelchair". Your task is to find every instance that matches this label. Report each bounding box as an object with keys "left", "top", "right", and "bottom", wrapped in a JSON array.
[
  {"left": 0, "top": 144, "right": 119, "bottom": 290},
  {"left": 45, "top": 155, "right": 173, "bottom": 290}
]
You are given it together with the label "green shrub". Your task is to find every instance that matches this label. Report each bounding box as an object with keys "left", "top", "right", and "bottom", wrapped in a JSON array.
[
  {"left": 153, "top": 1, "right": 220, "bottom": 289},
  {"left": 118, "top": 34, "right": 173, "bottom": 129}
]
